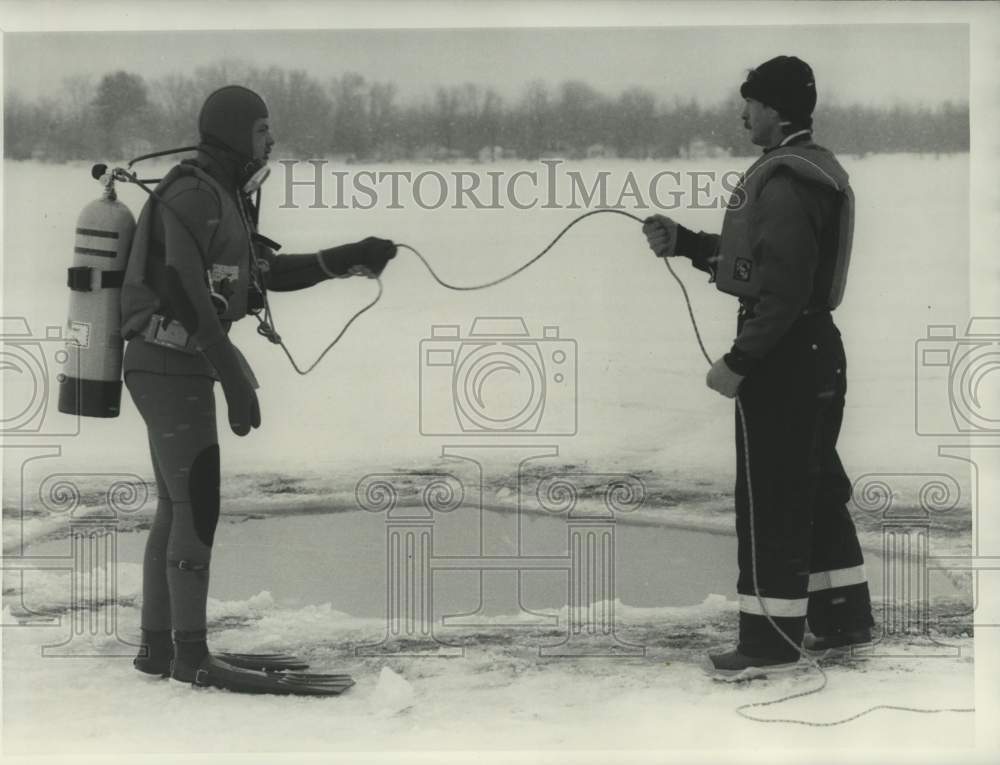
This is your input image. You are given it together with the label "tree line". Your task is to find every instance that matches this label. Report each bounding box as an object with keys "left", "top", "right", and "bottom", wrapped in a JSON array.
[{"left": 3, "top": 60, "right": 969, "bottom": 162}]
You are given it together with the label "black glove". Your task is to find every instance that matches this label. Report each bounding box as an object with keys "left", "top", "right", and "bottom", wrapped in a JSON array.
[
  {"left": 642, "top": 215, "right": 678, "bottom": 258},
  {"left": 318, "top": 237, "right": 397, "bottom": 278},
  {"left": 202, "top": 340, "right": 261, "bottom": 437}
]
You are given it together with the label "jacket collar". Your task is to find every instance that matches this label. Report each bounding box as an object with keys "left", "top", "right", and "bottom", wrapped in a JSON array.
[{"left": 764, "top": 129, "right": 812, "bottom": 154}]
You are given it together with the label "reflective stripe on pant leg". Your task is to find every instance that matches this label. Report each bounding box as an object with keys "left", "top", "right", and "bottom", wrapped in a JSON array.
[
  {"left": 807, "top": 563, "right": 875, "bottom": 636},
  {"left": 740, "top": 594, "right": 810, "bottom": 617},
  {"left": 808, "top": 564, "right": 867, "bottom": 592}
]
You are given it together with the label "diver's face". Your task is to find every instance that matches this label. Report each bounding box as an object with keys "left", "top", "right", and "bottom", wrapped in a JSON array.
[{"left": 251, "top": 117, "right": 275, "bottom": 162}]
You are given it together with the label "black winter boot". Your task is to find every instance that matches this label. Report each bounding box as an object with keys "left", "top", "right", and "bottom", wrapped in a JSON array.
[{"left": 803, "top": 627, "right": 872, "bottom": 653}]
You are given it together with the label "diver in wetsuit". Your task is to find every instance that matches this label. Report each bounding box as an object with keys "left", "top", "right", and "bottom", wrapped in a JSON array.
[{"left": 121, "top": 85, "right": 394, "bottom": 693}]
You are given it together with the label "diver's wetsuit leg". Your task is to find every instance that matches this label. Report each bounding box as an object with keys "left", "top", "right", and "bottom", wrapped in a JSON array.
[
  {"left": 141, "top": 443, "right": 173, "bottom": 631},
  {"left": 125, "top": 372, "right": 220, "bottom": 639}
]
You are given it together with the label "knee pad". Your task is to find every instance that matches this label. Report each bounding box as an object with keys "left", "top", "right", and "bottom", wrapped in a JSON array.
[{"left": 189, "top": 444, "right": 221, "bottom": 547}]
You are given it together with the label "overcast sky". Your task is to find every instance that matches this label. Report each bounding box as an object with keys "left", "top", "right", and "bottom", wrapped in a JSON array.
[{"left": 4, "top": 25, "right": 968, "bottom": 107}]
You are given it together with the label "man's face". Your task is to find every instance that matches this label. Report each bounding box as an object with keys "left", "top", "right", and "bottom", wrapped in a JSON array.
[
  {"left": 740, "top": 98, "right": 781, "bottom": 147},
  {"left": 251, "top": 117, "right": 275, "bottom": 162}
]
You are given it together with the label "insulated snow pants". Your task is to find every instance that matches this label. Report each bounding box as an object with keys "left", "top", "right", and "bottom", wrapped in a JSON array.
[{"left": 734, "top": 311, "right": 874, "bottom": 660}]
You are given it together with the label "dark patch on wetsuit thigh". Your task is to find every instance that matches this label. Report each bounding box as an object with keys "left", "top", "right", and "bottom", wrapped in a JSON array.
[{"left": 189, "top": 444, "right": 221, "bottom": 547}]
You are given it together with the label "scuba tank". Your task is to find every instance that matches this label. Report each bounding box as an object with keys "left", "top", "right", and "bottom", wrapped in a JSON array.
[
  {"left": 59, "top": 145, "right": 273, "bottom": 420},
  {"left": 59, "top": 151, "right": 198, "bottom": 418},
  {"left": 58, "top": 165, "right": 135, "bottom": 418}
]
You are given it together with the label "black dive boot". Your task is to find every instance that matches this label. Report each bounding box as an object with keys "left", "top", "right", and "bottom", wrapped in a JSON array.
[
  {"left": 134, "top": 629, "right": 310, "bottom": 676},
  {"left": 134, "top": 628, "right": 173, "bottom": 676}
]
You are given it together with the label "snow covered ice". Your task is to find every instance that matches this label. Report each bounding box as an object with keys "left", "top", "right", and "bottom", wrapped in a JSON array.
[
  {"left": 0, "top": 592, "right": 976, "bottom": 752},
  {"left": 0, "top": 153, "right": 981, "bottom": 753}
]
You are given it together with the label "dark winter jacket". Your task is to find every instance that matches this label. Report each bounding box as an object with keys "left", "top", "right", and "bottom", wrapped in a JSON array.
[{"left": 674, "top": 133, "right": 847, "bottom": 376}]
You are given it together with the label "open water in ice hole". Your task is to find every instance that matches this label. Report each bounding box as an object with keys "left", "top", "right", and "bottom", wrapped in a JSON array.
[{"left": 21, "top": 506, "right": 956, "bottom": 623}]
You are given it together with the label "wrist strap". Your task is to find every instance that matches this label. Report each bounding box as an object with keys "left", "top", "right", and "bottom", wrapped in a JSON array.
[
  {"left": 316, "top": 250, "right": 338, "bottom": 279},
  {"left": 317, "top": 250, "right": 367, "bottom": 279}
]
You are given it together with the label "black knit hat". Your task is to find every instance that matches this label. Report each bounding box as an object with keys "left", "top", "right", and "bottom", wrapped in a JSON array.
[
  {"left": 740, "top": 56, "right": 816, "bottom": 127},
  {"left": 198, "top": 85, "right": 269, "bottom": 159}
]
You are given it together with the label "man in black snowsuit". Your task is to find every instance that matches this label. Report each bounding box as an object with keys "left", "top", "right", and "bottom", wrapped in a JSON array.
[{"left": 644, "top": 56, "right": 874, "bottom": 674}]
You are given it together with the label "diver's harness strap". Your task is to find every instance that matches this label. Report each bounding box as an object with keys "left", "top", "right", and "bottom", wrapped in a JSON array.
[
  {"left": 122, "top": 155, "right": 264, "bottom": 352},
  {"left": 67, "top": 266, "right": 125, "bottom": 291},
  {"left": 252, "top": 232, "right": 281, "bottom": 252}
]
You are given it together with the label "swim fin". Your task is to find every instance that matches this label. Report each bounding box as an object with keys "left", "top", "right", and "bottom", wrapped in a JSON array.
[
  {"left": 216, "top": 652, "right": 310, "bottom": 672},
  {"left": 175, "top": 654, "right": 355, "bottom": 696}
]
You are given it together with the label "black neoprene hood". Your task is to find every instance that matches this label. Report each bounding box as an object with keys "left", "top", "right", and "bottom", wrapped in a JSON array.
[{"left": 198, "top": 85, "right": 269, "bottom": 159}]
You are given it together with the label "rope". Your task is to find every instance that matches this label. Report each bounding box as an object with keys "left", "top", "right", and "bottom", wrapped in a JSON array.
[
  {"left": 241, "top": 205, "right": 973, "bottom": 724},
  {"left": 254, "top": 209, "right": 647, "bottom": 374},
  {"left": 398, "top": 208, "right": 643, "bottom": 290},
  {"left": 253, "top": 278, "right": 383, "bottom": 376}
]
